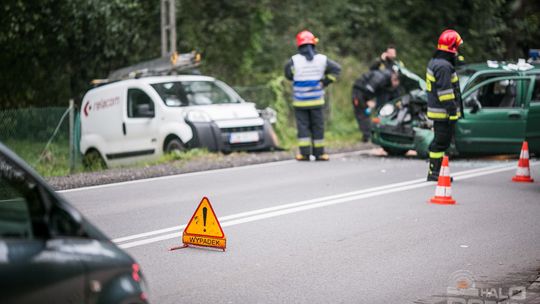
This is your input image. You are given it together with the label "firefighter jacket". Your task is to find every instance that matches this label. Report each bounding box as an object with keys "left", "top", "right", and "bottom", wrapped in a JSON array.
[{"left": 426, "top": 57, "right": 462, "bottom": 121}]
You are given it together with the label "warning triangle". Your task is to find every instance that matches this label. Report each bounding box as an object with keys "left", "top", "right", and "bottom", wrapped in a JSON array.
[
  {"left": 182, "top": 197, "right": 226, "bottom": 250},
  {"left": 184, "top": 197, "right": 224, "bottom": 237}
]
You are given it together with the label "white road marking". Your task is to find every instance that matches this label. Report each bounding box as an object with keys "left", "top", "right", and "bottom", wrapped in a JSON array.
[
  {"left": 115, "top": 162, "right": 536, "bottom": 249},
  {"left": 112, "top": 163, "right": 509, "bottom": 243},
  {"left": 59, "top": 149, "right": 374, "bottom": 194}
]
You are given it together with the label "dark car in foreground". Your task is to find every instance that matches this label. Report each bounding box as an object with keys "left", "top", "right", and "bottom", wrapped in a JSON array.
[
  {"left": 0, "top": 142, "right": 148, "bottom": 304},
  {"left": 372, "top": 60, "right": 540, "bottom": 157}
]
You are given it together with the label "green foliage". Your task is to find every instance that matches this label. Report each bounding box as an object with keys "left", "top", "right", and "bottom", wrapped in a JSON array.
[
  {"left": 2, "top": 0, "right": 539, "bottom": 109},
  {"left": 325, "top": 56, "right": 365, "bottom": 143},
  {"left": 267, "top": 75, "right": 296, "bottom": 148},
  {"left": 0, "top": 0, "right": 160, "bottom": 108}
]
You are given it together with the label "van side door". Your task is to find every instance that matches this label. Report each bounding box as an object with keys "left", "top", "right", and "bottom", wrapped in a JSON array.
[{"left": 109, "top": 87, "right": 159, "bottom": 160}]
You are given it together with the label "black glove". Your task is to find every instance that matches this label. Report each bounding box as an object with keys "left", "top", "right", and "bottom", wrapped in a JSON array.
[{"left": 321, "top": 77, "right": 332, "bottom": 87}]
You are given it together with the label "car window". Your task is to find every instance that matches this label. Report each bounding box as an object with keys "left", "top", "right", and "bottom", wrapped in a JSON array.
[
  {"left": 0, "top": 155, "right": 47, "bottom": 239},
  {"left": 465, "top": 73, "right": 513, "bottom": 92},
  {"left": 152, "top": 81, "right": 238, "bottom": 106},
  {"left": 467, "top": 79, "right": 518, "bottom": 108},
  {"left": 532, "top": 76, "right": 540, "bottom": 103},
  {"left": 151, "top": 82, "right": 189, "bottom": 106},
  {"left": 127, "top": 88, "right": 155, "bottom": 117}
]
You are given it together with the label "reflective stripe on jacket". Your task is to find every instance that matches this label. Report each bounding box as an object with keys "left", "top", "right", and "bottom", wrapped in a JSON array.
[
  {"left": 291, "top": 54, "right": 327, "bottom": 107},
  {"left": 426, "top": 58, "right": 461, "bottom": 121}
]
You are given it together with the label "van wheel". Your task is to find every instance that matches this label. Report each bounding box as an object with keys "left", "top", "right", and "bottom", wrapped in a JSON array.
[
  {"left": 165, "top": 138, "right": 185, "bottom": 154},
  {"left": 83, "top": 150, "right": 106, "bottom": 170}
]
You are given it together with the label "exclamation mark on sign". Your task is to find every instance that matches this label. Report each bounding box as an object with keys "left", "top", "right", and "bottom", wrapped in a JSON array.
[{"left": 202, "top": 207, "right": 207, "bottom": 232}]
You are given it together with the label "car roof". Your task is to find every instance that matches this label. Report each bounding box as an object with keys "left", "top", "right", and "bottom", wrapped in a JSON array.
[
  {"left": 458, "top": 62, "right": 540, "bottom": 75},
  {"left": 87, "top": 75, "right": 217, "bottom": 94}
]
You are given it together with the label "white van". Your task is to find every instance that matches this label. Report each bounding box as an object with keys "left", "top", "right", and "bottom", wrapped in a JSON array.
[{"left": 80, "top": 75, "right": 278, "bottom": 167}]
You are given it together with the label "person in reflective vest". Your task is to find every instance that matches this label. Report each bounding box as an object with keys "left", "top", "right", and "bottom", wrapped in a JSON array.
[
  {"left": 426, "top": 29, "right": 464, "bottom": 181},
  {"left": 284, "top": 30, "right": 341, "bottom": 161}
]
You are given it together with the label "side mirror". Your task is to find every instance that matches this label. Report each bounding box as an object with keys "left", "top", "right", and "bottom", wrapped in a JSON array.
[
  {"left": 465, "top": 96, "right": 482, "bottom": 114},
  {"left": 136, "top": 103, "right": 155, "bottom": 117}
]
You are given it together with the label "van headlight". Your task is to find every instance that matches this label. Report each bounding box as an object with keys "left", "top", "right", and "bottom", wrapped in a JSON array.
[
  {"left": 258, "top": 107, "right": 277, "bottom": 124},
  {"left": 186, "top": 110, "right": 212, "bottom": 122},
  {"left": 379, "top": 103, "right": 396, "bottom": 117}
]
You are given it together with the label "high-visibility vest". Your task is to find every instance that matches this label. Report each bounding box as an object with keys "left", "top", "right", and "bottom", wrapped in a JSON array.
[{"left": 291, "top": 53, "right": 327, "bottom": 108}]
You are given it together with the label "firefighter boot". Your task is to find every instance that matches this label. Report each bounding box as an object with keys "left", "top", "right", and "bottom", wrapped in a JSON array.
[
  {"left": 315, "top": 153, "right": 330, "bottom": 161},
  {"left": 427, "top": 157, "right": 443, "bottom": 181},
  {"left": 296, "top": 146, "right": 311, "bottom": 161},
  {"left": 295, "top": 154, "right": 310, "bottom": 161}
]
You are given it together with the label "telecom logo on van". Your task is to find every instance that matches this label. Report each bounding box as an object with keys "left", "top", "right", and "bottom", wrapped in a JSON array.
[{"left": 83, "top": 96, "right": 120, "bottom": 117}]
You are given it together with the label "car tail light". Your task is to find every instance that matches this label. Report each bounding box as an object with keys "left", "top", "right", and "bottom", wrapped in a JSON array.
[{"left": 132, "top": 263, "right": 141, "bottom": 282}]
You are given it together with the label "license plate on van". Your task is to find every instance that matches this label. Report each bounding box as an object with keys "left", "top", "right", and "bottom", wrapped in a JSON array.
[{"left": 229, "top": 131, "right": 259, "bottom": 144}]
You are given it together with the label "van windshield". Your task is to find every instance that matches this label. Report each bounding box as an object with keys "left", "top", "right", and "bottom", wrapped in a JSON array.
[{"left": 151, "top": 81, "right": 239, "bottom": 107}]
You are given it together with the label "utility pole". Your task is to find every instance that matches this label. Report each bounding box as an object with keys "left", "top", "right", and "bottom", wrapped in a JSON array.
[{"left": 161, "top": 0, "right": 176, "bottom": 58}]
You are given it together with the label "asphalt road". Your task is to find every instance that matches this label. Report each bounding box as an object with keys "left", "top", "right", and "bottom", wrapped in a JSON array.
[{"left": 60, "top": 151, "right": 540, "bottom": 303}]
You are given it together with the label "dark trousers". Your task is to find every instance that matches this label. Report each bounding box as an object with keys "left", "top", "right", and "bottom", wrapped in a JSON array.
[
  {"left": 352, "top": 90, "right": 371, "bottom": 141},
  {"left": 353, "top": 105, "right": 371, "bottom": 141},
  {"left": 427, "top": 120, "right": 455, "bottom": 176},
  {"left": 429, "top": 120, "right": 455, "bottom": 154},
  {"left": 294, "top": 107, "right": 325, "bottom": 156}
]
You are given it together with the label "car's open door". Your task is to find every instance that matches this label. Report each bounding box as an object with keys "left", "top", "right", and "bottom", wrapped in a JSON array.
[{"left": 456, "top": 75, "right": 535, "bottom": 154}]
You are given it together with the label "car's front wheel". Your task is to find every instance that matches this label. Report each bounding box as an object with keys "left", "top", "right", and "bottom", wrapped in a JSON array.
[
  {"left": 383, "top": 147, "right": 408, "bottom": 156},
  {"left": 83, "top": 149, "right": 106, "bottom": 170},
  {"left": 164, "top": 138, "right": 185, "bottom": 154}
]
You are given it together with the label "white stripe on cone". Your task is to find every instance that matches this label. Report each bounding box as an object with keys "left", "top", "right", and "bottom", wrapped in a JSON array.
[
  {"left": 441, "top": 166, "right": 450, "bottom": 176},
  {"left": 516, "top": 167, "right": 530, "bottom": 176},
  {"left": 435, "top": 186, "right": 451, "bottom": 197}
]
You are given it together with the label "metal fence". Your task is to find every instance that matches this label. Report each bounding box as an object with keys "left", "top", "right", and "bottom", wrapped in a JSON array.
[{"left": 0, "top": 102, "right": 79, "bottom": 176}]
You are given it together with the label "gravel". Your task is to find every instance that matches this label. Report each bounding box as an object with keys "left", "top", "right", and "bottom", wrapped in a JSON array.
[{"left": 47, "top": 143, "right": 376, "bottom": 190}]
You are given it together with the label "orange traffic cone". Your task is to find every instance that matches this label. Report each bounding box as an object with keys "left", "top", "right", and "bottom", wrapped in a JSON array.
[
  {"left": 512, "top": 141, "right": 534, "bottom": 183},
  {"left": 430, "top": 156, "right": 456, "bottom": 205}
]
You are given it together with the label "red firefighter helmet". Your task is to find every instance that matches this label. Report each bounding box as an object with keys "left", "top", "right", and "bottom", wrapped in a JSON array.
[
  {"left": 437, "top": 29, "right": 463, "bottom": 54},
  {"left": 296, "top": 30, "right": 319, "bottom": 47}
]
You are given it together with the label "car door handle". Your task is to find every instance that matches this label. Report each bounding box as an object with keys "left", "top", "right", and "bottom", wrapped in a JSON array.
[
  {"left": 508, "top": 112, "right": 521, "bottom": 119},
  {"left": 122, "top": 122, "right": 126, "bottom": 135}
]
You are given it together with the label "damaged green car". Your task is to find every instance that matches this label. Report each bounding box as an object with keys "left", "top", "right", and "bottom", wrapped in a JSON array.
[{"left": 372, "top": 60, "right": 540, "bottom": 157}]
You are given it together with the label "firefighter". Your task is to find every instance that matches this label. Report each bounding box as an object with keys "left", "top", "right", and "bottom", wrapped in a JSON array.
[
  {"left": 352, "top": 69, "right": 400, "bottom": 142},
  {"left": 426, "top": 29, "right": 464, "bottom": 181},
  {"left": 284, "top": 30, "right": 341, "bottom": 161}
]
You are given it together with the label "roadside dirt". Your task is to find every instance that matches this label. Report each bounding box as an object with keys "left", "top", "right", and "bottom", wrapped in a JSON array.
[{"left": 48, "top": 143, "right": 376, "bottom": 190}]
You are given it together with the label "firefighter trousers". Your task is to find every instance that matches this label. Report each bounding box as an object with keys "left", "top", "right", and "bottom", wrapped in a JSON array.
[
  {"left": 428, "top": 120, "right": 455, "bottom": 176},
  {"left": 294, "top": 107, "right": 325, "bottom": 156},
  {"left": 353, "top": 105, "right": 371, "bottom": 142}
]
